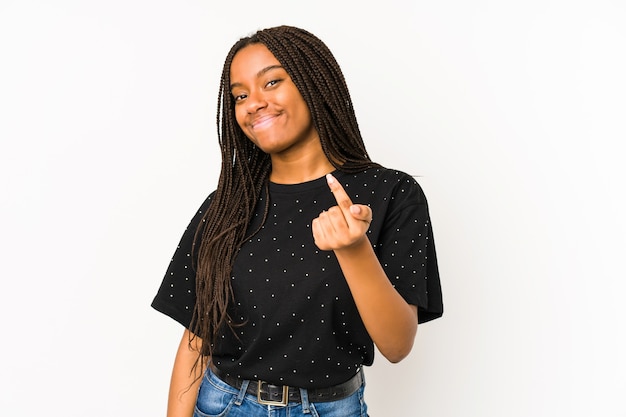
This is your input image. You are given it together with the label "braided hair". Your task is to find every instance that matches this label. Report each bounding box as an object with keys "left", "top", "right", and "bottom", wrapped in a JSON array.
[{"left": 191, "top": 25, "right": 379, "bottom": 359}]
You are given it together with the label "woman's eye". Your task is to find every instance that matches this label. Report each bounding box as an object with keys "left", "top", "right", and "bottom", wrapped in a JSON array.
[
  {"left": 233, "top": 93, "right": 247, "bottom": 102},
  {"left": 266, "top": 79, "right": 281, "bottom": 88}
]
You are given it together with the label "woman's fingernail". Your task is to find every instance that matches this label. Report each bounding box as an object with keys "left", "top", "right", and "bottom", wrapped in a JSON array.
[{"left": 326, "top": 173, "right": 336, "bottom": 185}]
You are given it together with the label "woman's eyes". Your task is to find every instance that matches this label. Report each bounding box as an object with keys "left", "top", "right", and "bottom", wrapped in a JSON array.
[{"left": 232, "top": 79, "right": 282, "bottom": 101}]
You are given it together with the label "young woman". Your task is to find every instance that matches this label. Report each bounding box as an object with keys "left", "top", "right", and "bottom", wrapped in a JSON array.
[{"left": 152, "top": 25, "right": 443, "bottom": 417}]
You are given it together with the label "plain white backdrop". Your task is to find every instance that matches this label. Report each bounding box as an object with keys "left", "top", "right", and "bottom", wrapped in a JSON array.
[{"left": 1, "top": 1, "right": 625, "bottom": 416}]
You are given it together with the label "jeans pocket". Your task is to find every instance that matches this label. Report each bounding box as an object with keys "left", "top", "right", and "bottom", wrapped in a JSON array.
[
  {"left": 193, "top": 374, "right": 238, "bottom": 417},
  {"left": 309, "top": 385, "right": 367, "bottom": 417}
]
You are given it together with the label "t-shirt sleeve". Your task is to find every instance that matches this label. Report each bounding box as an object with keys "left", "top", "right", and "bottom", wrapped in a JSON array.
[
  {"left": 151, "top": 193, "right": 213, "bottom": 329},
  {"left": 376, "top": 175, "right": 443, "bottom": 324}
]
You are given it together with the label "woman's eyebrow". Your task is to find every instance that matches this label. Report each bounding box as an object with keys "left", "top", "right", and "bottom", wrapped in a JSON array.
[{"left": 230, "top": 65, "right": 284, "bottom": 90}]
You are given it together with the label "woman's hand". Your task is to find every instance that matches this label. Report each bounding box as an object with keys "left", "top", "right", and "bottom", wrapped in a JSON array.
[
  {"left": 312, "top": 173, "right": 418, "bottom": 363},
  {"left": 312, "top": 173, "right": 373, "bottom": 251}
]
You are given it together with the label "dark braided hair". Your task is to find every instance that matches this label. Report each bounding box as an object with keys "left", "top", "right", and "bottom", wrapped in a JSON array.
[{"left": 191, "top": 25, "right": 380, "bottom": 360}]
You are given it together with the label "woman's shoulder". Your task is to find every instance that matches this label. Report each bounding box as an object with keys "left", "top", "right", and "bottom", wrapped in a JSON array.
[
  {"left": 340, "top": 165, "right": 419, "bottom": 181},
  {"left": 340, "top": 166, "right": 426, "bottom": 198}
]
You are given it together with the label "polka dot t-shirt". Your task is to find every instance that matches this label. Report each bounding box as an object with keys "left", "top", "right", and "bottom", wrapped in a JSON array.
[{"left": 152, "top": 168, "right": 443, "bottom": 388}]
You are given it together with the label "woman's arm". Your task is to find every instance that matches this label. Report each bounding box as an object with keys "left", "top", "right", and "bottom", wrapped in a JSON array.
[
  {"left": 167, "top": 329, "right": 206, "bottom": 417},
  {"left": 333, "top": 239, "right": 418, "bottom": 363},
  {"left": 312, "top": 174, "right": 418, "bottom": 363}
]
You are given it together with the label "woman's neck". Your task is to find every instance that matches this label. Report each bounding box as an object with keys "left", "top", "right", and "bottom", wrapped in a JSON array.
[{"left": 269, "top": 152, "right": 335, "bottom": 184}]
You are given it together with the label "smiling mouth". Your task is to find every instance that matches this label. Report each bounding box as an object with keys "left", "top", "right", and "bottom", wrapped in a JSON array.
[{"left": 251, "top": 114, "right": 279, "bottom": 130}]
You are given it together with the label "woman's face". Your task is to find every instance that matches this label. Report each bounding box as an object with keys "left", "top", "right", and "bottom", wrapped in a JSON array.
[{"left": 229, "top": 43, "right": 319, "bottom": 157}]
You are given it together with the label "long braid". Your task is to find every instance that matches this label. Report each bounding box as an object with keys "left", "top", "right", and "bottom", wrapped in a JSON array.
[
  {"left": 190, "top": 26, "right": 379, "bottom": 360},
  {"left": 259, "top": 27, "right": 372, "bottom": 170}
]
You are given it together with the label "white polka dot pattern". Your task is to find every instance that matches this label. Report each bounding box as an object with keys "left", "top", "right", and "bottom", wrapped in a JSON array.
[{"left": 152, "top": 168, "right": 442, "bottom": 388}]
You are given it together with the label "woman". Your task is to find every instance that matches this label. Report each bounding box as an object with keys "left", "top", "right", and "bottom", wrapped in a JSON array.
[{"left": 152, "top": 25, "right": 443, "bottom": 417}]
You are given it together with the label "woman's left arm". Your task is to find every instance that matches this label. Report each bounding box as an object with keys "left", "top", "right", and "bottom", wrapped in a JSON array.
[{"left": 312, "top": 174, "right": 418, "bottom": 363}]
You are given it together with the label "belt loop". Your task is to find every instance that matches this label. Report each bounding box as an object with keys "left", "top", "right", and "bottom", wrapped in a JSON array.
[
  {"left": 234, "top": 379, "right": 250, "bottom": 406},
  {"left": 299, "top": 387, "right": 311, "bottom": 413}
]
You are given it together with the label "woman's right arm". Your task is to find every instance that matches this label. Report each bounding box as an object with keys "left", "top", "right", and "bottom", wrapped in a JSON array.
[{"left": 167, "top": 329, "right": 206, "bottom": 417}]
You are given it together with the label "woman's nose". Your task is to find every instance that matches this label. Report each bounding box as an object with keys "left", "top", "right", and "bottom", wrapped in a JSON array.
[{"left": 245, "top": 90, "right": 268, "bottom": 114}]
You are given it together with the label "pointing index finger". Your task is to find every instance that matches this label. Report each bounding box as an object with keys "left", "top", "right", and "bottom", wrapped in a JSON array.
[{"left": 326, "top": 173, "right": 353, "bottom": 211}]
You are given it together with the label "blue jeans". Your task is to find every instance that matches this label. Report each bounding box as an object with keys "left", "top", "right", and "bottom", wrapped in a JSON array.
[{"left": 193, "top": 367, "right": 368, "bottom": 417}]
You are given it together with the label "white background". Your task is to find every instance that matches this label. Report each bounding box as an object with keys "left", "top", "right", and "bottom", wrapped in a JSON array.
[{"left": 1, "top": 1, "right": 625, "bottom": 416}]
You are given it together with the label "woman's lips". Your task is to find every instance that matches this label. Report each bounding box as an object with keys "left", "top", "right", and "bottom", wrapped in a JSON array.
[{"left": 251, "top": 114, "right": 279, "bottom": 130}]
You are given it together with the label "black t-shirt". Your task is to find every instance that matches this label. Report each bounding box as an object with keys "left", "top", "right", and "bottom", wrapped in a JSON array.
[{"left": 152, "top": 168, "right": 443, "bottom": 388}]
